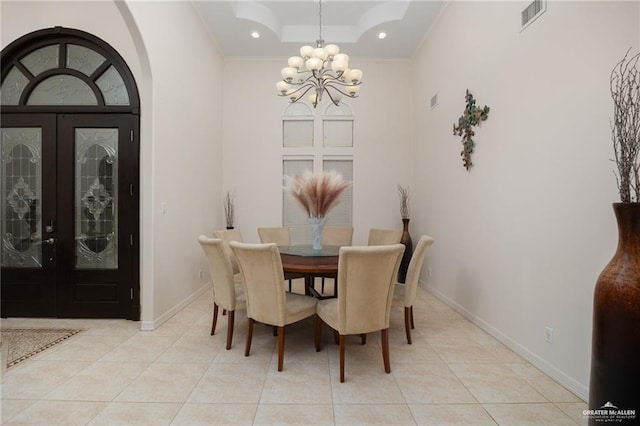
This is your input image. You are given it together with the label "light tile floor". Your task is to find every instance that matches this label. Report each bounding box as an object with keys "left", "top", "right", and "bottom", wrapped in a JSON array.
[{"left": 1, "top": 284, "right": 587, "bottom": 425}]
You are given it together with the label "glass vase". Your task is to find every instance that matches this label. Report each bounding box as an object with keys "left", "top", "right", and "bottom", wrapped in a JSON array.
[{"left": 309, "top": 217, "right": 325, "bottom": 251}]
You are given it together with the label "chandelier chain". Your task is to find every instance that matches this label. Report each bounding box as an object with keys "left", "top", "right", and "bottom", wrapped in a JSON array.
[{"left": 318, "top": 0, "right": 323, "bottom": 45}]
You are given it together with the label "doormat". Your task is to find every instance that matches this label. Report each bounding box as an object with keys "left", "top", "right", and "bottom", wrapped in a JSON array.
[{"left": 1, "top": 328, "right": 83, "bottom": 369}]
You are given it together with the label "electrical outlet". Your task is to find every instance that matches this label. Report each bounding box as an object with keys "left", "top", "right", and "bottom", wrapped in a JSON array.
[{"left": 545, "top": 327, "right": 553, "bottom": 344}]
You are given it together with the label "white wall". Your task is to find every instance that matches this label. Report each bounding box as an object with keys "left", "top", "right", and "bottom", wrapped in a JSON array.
[
  {"left": 1, "top": 1, "right": 225, "bottom": 327},
  {"left": 411, "top": 1, "right": 639, "bottom": 399},
  {"left": 119, "top": 1, "right": 224, "bottom": 328},
  {"left": 222, "top": 58, "right": 415, "bottom": 245}
]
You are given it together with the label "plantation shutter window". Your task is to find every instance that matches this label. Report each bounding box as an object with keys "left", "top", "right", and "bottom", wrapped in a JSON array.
[{"left": 282, "top": 102, "right": 354, "bottom": 245}]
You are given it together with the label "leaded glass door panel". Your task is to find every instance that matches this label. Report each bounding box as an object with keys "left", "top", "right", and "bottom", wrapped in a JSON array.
[
  {"left": 1, "top": 114, "right": 57, "bottom": 316},
  {"left": 56, "top": 114, "right": 137, "bottom": 318}
]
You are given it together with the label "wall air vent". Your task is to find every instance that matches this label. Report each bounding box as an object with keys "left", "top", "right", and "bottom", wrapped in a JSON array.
[
  {"left": 521, "top": 0, "right": 546, "bottom": 31},
  {"left": 430, "top": 94, "right": 438, "bottom": 109}
]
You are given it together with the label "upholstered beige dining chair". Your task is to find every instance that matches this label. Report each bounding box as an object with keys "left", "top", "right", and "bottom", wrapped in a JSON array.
[
  {"left": 197, "top": 236, "right": 245, "bottom": 350},
  {"left": 230, "top": 241, "right": 319, "bottom": 371},
  {"left": 322, "top": 226, "right": 354, "bottom": 247},
  {"left": 315, "top": 244, "right": 405, "bottom": 382},
  {"left": 257, "top": 226, "right": 303, "bottom": 292},
  {"left": 213, "top": 229, "right": 244, "bottom": 278},
  {"left": 393, "top": 235, "right": 435, "bottom": 344},
  {"left": 257, "top": 227, "right": 290, "bottom": 246},
  {"left": 317, "top": 226, "right": 354, "bottom": 296},
  {"left": 367, "top": 228, "right": 403, "bottom": 245}
]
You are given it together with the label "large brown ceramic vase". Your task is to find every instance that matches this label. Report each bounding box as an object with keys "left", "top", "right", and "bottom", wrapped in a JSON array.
[
  {"left": 589, "top": 203, "right": 640, "bottom": 420},
  {"left": 398, "top": 218, "right": 413, "bottom": 283}
]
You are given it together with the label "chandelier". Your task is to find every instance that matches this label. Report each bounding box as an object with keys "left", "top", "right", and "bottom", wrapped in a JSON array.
[{"left": 275, "top": 0, "right": 363, "bottom": 108}]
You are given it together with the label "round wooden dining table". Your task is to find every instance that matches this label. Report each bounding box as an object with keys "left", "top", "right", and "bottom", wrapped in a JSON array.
[{"left": 279, "top": 245, "right": 340, "bottom": 299}]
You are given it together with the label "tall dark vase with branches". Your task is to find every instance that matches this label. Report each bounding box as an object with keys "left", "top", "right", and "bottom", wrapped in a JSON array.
[
  {"left": 397, "top": 185, "right": 413, "bottom": 283},
  {"left": 589, "top": 49, "right": 640, "bottom": 423}
]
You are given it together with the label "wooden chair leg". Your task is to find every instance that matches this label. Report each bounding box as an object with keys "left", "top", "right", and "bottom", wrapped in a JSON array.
[
  {"left": 226, "top": 310, "right": 235, "bottom": 350},
  {"left": 404, "top": 306, "right": 412, "bottom": 345},
  {"left": 339, "top": 334, "right": 346, "bottom": 383},
  {"left": 277, "top": 326, "right": 285, "bottom": 371},
  {"left": 314, "top": 315, "right": 322, "bottom": 352},
  {"left": 321, "top": 277, "right": 326, "bottom": 293},
  {"left": 211, "top": 303, "right": 219, "bottom": 336},
  {"left": 410, "top": 306, "right": 415, "bottom": 329},
  {"left": 381, "top": 328, "right": 391, "bottom": 373},
  {"left": 245, "top": 318, "right": 254, "bottom": 357},
  {"left": 333, "top": 329, "right": 339, "bottom": 345},
  {"left": 360, "top": 333, "right": 367, "bottom": 345},
  {"left": 288, "top": 279, "right": 292, "bottom": 292}
]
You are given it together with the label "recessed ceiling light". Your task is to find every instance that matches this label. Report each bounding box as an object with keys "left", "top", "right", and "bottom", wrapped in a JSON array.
[
  {"left": 378, "top": 32, "right": 387, "bottom": 40},
  {"left": 251, "top": 31, "right": 260, "bottom": 39}
]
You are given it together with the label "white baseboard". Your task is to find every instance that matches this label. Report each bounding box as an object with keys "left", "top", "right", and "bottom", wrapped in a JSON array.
[
  {"left": 140, "top": 282, "right": 212, "bottom": 331},
  {"left": 422, "top": 281, "right": 588, "bottom": 402}
]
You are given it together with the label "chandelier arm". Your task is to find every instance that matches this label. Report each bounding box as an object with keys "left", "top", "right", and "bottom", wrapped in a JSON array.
[
  {"left": 311, "top": 69, "right": 323, "bottom": 80},
  {"left": 317, "top": 73, "right": 341, "bottom": 82},
  {"left": 317, "top": 72, "right": 363, "bottom": 86},
  {"left": 294, "top": 69, "right": 313, "bottom": 79},
  {"left": 279, "top": 82, "right": 316, "bottom": 97},
  {"left": 296, "top": 85, "right": 316, "bottom": 101},
  {"left": 287, "top": 74, "right": 318, "bottom": 86},
  {"left": 282, "top": 69, "right": 321, "bottom": 86},
  {"left": 324, "top": 85, "right": 358, "bottom": 98},
  {"left": 324, "top": 79, "right": 362, "bottom": 87},
  {"left": 325, "top": 89, "right": 341, "bottom": 106},
  {"left": 284, "top": 85, "right": 316, "bottom": 101}
]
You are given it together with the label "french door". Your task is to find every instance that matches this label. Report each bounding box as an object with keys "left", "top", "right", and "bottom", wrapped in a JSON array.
[{"left": 1, "top": 113, "right": 139, "bottom": 318}]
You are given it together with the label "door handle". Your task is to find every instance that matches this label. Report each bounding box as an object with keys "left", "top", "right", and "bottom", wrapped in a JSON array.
[{"left": 44, "top": 238, "right": 56, "bottom": 245}]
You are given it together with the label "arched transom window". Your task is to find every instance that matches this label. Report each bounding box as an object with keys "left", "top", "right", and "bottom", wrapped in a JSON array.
[{"left": 1, "top": 27, "right": 137, "bottom": 111}]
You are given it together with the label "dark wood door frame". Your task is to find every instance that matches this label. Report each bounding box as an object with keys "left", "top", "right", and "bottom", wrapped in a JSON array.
[{"left": 1, "top": 27, "right": 141, "bottom": 320}]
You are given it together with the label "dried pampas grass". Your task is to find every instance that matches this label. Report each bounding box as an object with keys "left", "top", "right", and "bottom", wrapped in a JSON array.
[{"left": 284, "top": 170, "right": 350, "bottom": 218}]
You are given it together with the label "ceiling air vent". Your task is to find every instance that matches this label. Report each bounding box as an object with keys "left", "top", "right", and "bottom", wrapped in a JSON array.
[{"left": 521, "top": 0, "right": 546, "bottom": 31}]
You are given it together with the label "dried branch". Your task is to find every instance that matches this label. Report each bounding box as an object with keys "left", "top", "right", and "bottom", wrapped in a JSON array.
[
  {"left": 611, "top": 49, "right": 640, "bottom": 202},
  {"left": 223, "top": 191, "right": 234, "bottom": 228},
  {"left": 397, "top": 185, "right": 413, "bottom": 219}
]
